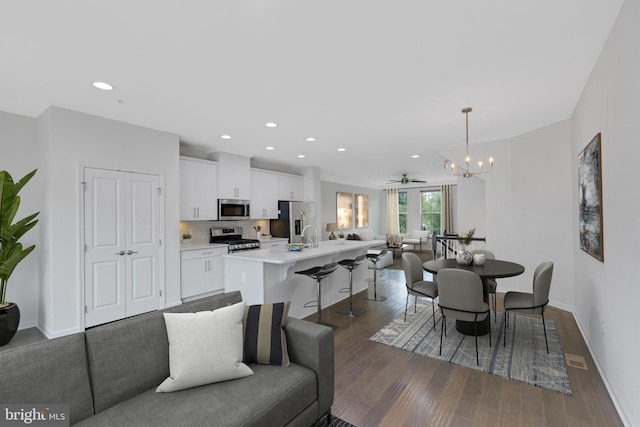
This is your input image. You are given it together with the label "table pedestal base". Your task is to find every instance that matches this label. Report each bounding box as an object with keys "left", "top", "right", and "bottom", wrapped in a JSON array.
[{"left": 456, "top": 317, "right": 490, "bottom": 336}]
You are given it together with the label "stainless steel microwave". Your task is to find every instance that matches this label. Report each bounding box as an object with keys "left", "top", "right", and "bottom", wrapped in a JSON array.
[{"left": 218, "top": 199, "right": 250, "bottom": 220}]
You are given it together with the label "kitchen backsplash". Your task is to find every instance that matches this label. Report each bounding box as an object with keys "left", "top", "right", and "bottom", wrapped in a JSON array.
[{"left": 180, "top": 219, "right": 271, "bottom": 243}]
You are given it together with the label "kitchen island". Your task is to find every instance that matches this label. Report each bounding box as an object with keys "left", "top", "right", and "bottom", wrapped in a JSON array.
[{"left": 223, "top": 239, "right": 385, "bottom": 319}]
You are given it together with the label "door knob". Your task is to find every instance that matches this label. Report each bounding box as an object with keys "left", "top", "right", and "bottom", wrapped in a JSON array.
[
  {"left": 126, "top": 250, "right": 138, "bottom": 255},
  {"left": 116, "top": 250, "right": 125, "bottom": 256}
]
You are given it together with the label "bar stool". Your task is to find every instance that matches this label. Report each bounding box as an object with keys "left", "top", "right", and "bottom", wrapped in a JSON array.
[
  {"left": 295, "top": 262, "right": 339, "bottom": 329},
  {"left": 364, "top": 250, "right": 387, "bottom": 302},
  {"left": 336, "top": 254, "right": 366, "bottom": 317}
]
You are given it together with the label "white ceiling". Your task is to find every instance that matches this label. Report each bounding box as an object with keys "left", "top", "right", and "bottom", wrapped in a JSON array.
[{"left": 0, "top": 1, "right": 624, "bottom": 188}]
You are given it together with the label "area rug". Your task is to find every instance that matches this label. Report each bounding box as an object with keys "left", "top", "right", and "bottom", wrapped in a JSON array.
[
  {"left": 313, "top": 415, "right": 357, "bottom": 427},
  {"left": 370, "top": 302, "right": 572, "bottom": 395}
]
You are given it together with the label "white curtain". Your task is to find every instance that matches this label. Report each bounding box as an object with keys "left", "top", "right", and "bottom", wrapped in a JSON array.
[
  {"left": 386, "top": 188, "right": 399, "bottom": 242},
  {"left": 441, "top": 184, "right": 454, "bottom": 234}
]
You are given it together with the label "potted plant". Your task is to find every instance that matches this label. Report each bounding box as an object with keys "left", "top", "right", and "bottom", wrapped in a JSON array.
[
  {"left": 456, "top": 228, "right": 475, "bottom": 266},
  {"left": 336, "top": 231, "right": 346, "bottom": 244},
  {"left": 182, "top": 232, "right": 192, "bottom": 245},
  {"left": 0, "top": 169, "right": 39, "bottom": 346}
]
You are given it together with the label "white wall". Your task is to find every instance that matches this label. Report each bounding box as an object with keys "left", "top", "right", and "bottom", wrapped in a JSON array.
[
  {"left": 37, "top": 107, "right": 181, "bottom": 337},
  {"left": 455, "top": 176, "right": 485, "bottom": 237},
  {"left": 571, "top": 0, "right": 640, "bottom": 423},
  {"left": 458, "top": 121, "right": 574, "bottom": 300},
  {"left": 320, "top": 181, "right": 381, "bottom": 240},
  {"left": 0, "top": 111, "right": 41, "bottom": 329}
]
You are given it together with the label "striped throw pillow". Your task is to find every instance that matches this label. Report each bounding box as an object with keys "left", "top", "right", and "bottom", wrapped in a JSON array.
[{"left": 243, "top": 302, "right": 291, "bottom": 367}]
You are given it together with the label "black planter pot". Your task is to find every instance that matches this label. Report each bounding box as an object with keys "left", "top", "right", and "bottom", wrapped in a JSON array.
[{"left": 0, "top": 303, "right": 20, "bottom": 346}]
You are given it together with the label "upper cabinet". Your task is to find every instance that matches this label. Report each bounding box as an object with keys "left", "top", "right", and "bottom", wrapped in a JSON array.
[
  {"left": 277, "top": 173, "right": 304, "bottom": 201},
  {"left": 180, "top": 157, "right": 218, "bottom": 220},
  {"left": 250, "top": 169, "right": 279, "bottom": 219},
  {"left": 215, "top": 152, "right": 251, "bottom": 200}
]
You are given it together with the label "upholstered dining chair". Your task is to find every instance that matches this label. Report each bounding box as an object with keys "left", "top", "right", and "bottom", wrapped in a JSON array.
[
  {"left": 401, "top": 252, "right": 438, "bottom": 329},
  {"left": 437, "top": 268, "right": 491, "bottom": 365},
  {"left": 503, "top": 261, "right": 554, "bottom": 353},
  {"left": 471, "top": 249, "right": 498, "bottom": 322}
]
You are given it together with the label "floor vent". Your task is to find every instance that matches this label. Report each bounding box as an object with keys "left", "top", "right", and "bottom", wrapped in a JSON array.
[{"left": 565, "top": 353, "right": 588, "bottom": 370}]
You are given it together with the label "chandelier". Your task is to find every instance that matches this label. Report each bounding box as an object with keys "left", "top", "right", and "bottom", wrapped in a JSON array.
[{"left": 443, "top": 107, "right": 494, "bottom": 178}]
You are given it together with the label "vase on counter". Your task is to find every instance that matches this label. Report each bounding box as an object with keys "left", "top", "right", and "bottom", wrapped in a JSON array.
[{"left": 456, "top": 246, "right": 473, "bottom": 266}]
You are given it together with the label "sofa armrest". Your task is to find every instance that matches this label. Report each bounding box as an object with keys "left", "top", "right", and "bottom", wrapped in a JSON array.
[{"left": 284, "top": 318, "right": 334, "bottom": 420}]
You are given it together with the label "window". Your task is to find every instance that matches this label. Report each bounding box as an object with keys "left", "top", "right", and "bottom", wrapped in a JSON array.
[
  {"left": 398, "top": 191, "right": 407, "bottom": 234},
  {"left": 420, "top": 190, "right": 441, "bottom": 233}
]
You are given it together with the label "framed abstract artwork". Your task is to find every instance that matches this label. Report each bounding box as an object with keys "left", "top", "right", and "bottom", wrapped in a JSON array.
[
  {"left": 336, "top": 192, "right": 353, "bottom": 229},
  {"left": 578, "top": 133, "right": 604, "bottom": 262},
  {"left": 355, "top": 194, "right": 369, "bottom": 228}
]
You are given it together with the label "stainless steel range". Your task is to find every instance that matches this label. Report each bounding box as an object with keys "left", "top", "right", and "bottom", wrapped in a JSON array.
[{"left": 210, "top": 227, "right": 260, "bottom": 253}]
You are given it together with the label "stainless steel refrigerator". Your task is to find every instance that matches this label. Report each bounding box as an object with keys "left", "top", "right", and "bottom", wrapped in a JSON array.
[{"left": 270, "top": 201, "right": 305, "bottom": 243}]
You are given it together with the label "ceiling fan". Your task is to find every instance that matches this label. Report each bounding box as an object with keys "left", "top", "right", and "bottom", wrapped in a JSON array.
[{"left": 388, "top": 173, "right": 427, "bottom": 185}]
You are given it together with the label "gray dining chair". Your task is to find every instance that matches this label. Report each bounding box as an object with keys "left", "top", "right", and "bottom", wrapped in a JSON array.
[
  {"left": 401, "top": 252, "right": 438, "bottom": 328},
  {"left": 471, "top": 249, "right": 498, "bottom": 322},
  {"left": 437, "top": 268, "right": 491, "bottom": 365},
  {"left": 503, "top": 261, "right": 554, "bottom": 353}
]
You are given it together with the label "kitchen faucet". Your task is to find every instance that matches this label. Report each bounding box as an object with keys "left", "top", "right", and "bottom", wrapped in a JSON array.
[{"left": 301, "top": 225, "right": 318, "bottom": 248}]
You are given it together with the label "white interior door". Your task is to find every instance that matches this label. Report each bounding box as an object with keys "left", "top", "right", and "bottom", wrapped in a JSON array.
[
  {"left": 84, "top": 168, "right": 161, "bottom": 328},
  {"left": 125, "top": 173, "right": 161, "bottom": 317}
]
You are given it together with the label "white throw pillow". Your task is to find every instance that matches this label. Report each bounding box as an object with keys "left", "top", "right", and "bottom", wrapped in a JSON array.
[{"left": 157, "top": 301, "right": 253, "bottom": 393}]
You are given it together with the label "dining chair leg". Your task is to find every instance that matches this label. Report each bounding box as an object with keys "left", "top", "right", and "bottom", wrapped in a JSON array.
[
  {"left": 492, "top": 293, "right": 497, "bottom": 322},
  {"left": 404, "top": 293, "right": 409, "bottom": 322},
  {"left": 414, "top": 296, "right": 418, "bottom": 313},
  {"left": 541, "top": 313, "right": 549, "bottom": 353},
  {"left": 439, "top": 316, "right": 445, "bottom": 355},
  {"left": 474, "top": 315, "right": 479, "bottom": 366},
  {"left": 503, "top": 311, "right": 508, "bottom": 347},
  {"left": 431, "top": 300, "right": 436, "bottom": 331}
]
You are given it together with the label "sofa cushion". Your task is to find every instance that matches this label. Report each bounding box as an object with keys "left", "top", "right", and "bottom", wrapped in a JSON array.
[
  {"left": 243, "top": 301, "right": 291, "bottom": 367},
  {"left": 0, "top": 333, "right": 95, "bottom": 425},
  {"left": 74, "top": 363, "right": 318, "bottom": 427},
  {"left": 84, "top": 292, "right": 243, "bottom": 413},
  {"left": 157, "top": 301, "right": 253, "bottom": 392}
]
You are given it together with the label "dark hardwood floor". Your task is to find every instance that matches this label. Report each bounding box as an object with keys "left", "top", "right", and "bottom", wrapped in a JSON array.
[{"left": 304, "top": 267, "right": 623, "bottom": 427}]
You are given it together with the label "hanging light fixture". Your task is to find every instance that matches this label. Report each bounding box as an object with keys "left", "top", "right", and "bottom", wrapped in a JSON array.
[{"left": 443, "top": 107, "right": 494, "bottom": 178}]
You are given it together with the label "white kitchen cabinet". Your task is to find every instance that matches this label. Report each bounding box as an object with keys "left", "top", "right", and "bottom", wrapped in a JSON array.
[
  {"left": 180, "top": 157, "right": 218, "bottom": 220},
  {"left": 250, "top": 169, "right": 279, "bottom": 219},
  {"left": 215, "top": 152, "right": 251, "bottom": 200},
  {"left": 277, "top": 173, "right": 304, "bottom": 201},
  {"left": 180, "top": 247, "right": 226, "bottom": 299}
]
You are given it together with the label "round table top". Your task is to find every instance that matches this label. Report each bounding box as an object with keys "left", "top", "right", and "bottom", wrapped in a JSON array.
[{"left": 422, "top": 258, "right": 525, "bottom": 279}]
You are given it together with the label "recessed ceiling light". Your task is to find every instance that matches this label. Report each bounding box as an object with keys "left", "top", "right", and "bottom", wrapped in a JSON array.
[
  {"left": 412, "top": 154, "right": 420, "bottom": 158},
  {"left": 266, "top": 146, "right": 275, "bottom": 150},
  {"left": 337, "top": 148, "right": 346, "bottom": 152},
  {"left": 306, "top": 137, "right": 316, "bottom": 142},
  {"left": 297, "top": 154, "right": 306, "bottom": 158},
  {"left": 93, "top": 81, "right": 114, "bottom": 91},
  {"left": 265, "top": 122, "right": 278, "bottom": 128},
  {"left": 221, "top": 135, "right": 231, "bottom": 140}
]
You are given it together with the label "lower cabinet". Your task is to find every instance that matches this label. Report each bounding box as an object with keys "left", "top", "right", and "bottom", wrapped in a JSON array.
[{"left": 180, "top": 247, "right": 227, "bottom": 300}]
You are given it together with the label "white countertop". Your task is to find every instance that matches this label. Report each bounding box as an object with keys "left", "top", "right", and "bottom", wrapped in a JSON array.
[{"left": 222, "top": 239, "right": 385, "bottom": 264}]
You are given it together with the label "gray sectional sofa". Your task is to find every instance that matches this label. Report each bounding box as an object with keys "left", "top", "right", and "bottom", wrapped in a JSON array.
[{"left": 0, "top": 291, "right": 334, "bottom": 426}]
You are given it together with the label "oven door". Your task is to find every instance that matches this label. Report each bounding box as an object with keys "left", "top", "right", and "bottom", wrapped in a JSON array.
[{"left": 218, "top": 199, "right": 250, "bottom": 220}]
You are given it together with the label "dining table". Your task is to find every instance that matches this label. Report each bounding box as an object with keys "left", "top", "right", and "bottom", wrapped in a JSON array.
[{"left": 422, "top": 258, "right": 525, "bottom": 336}]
